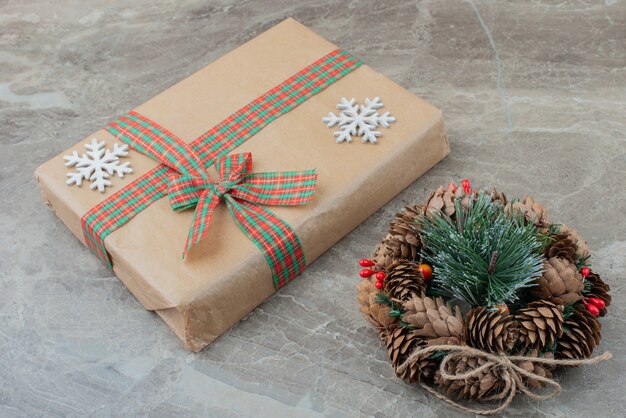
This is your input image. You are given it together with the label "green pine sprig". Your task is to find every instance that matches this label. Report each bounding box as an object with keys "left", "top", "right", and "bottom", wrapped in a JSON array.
[
  {"left": 575, "top": 255, "right": 591, "bottom": 270},
  {"left": 537, "top": 223, "right": 559, "bottom": 253},
  {"left": 563, "top": 303, "right": 575, "bottom": 319},
  {"left": 418, "top": 191, "right": 545, "bottom": 307},
  {"left": 375, "top": 292, "right": 412, "bottom": 328}
]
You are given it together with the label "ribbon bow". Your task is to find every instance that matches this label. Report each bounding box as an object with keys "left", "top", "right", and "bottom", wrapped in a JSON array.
[
  {"left": 166, "top": 150, "right": 317, "bottom": 259},
  {"left": 99, "top": 112, "right": 318, "bottom": 288}
]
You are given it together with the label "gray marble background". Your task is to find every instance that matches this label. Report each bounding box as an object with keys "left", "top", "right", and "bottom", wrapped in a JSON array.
[{"left": 1, "top": 0, "right": 624, "bottom": 417}]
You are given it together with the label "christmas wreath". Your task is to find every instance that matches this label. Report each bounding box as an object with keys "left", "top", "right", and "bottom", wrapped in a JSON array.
[{"left": 357, "top": 180, "right": 612, "bottom": 415}]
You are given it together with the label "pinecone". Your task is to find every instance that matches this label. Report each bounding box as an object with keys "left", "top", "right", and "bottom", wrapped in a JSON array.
[
  {"left": 393, "top": 204, "right": 423, "bottom": 233},
  {"left": 556, "top": 224, "right": 591, "bottom": 264},
  {"left": 510, "top": 195, "right": 549, "bottom": 227},
  {"left": 533, "top": 257, "right": 584, "bottom": 305},
  {"left": 584, "top": 270, "right": 611, "bottom": 317},
  {"left": 516, "top": 349, "right": 554, "bottom": 389},
  {"left": 386, "top": 326, "right": 438, "bottom": 383},
  {"left": 489, "top": 188, "right": 507, "bottom": 206},
  {"left": 401, "top": 295, "right": 463, "bottom": 345},
  {"left": 435, "top": 355, "right": 505, "bottom": 400},
  {"left": 555, "top": 305, "right": 601, "bottom": 360},
  {"left": 357, "top": 278, "right": 398, "bottom": 330},
  {"left": 384, "top": 260, "right": 426, "bottom": 301},
  {"left": 424, "top": 184, "right": 473, "bottom": 220},
  {"left": 515, "top": 301, "right": 564, "bottom": 350},
  {"left": 376, "top": 204, "right": 424, "bottom": 263},
  {"left": 371, "top": 237, "right": 396, "bottom": 270},
  {"left": 465, "top": 307, "right": 519, "bottom": 353},
  {"left": 546, "top": 232, "right": 577, "bottom": 263},
  {"left": 378, "top": 230, "right": 421, "bottom": 263}
]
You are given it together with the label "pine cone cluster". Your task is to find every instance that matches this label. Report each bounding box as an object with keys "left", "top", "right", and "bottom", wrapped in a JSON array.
[
  {"left": 384, "top": 260, "right": 425, "bottom": 301},
  {"left": 435, "top": 356, "right": 505, "bottom": 400},
  {"left": 546, "top": 232, "right": 578, "bottom": 263},
  {"left": 465, "top": 307, "right": 519, "bottom": 353},
  {"left": 356, "top": 277, "right": 397, "bottom": 330},
  {"left": 385, "top": 326, "right": 437, "bottom": 383},
  {"left": 424, "top": 184, "right": 474, "bottom": 219},
  {"left": 517, "top": 349, "right": 554, "bottom": 389},
  {"left": 556, "top": 224, "right": 591, "bottom": 263},
  {"left": 374, "top": 205, "right": 423, "bottom": 266},
  {"left": 357, "top": 183, "right": 611, "bottom": 406},
  {"left": 371, "top": 238, "right": 395, "bottom": 270},
  {"left": 556, "top": 306, "right": 601, "bottom": 359},
  {"left": 533, "top": 257, "right": 584, "bottom": 305},
  {"left": 516, "top": 301, "right": 564, "bottom": 350},
  {"left": 489, "top": 188, "right": 507, "bottom": 206},
  {"left": 510, "top": 195, "right": 549, "bottom": 227},
  {"left": 401, "top": 295, "right": 464, "bottom": 345}
]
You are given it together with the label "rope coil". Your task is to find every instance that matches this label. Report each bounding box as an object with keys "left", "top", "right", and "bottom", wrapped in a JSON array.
[{"left": 396, "top": 344, "right": 612, "bottom": 415}]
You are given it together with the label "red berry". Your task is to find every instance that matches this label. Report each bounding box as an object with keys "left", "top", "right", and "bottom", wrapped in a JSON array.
[
  {"left": 419, "top": 264, "right": 433, "bottom": 281},
  {"left": 375, "top": 271, "right": 386, "bottom": 281},
  {"left": 359, "top": 269, "right": 376, "bottom": 278},
  {"left": 585, "top": 303, "right": 600, "bottom": 317},
  {"left": 587, "top": 297, "right": 606, "bottom": 309},
  {"left": 447, "top": 182, "right": 457, "bottom": 192},
  {"left": 581, "top": 267, "right": 590, "bottom": 278},
  {"left": 359, "top": 259, "right": 375, "bottom": 267},
  {"left": 374, "top": 280, "right": 384, "bottom": 290},
  {"left": 461, "top": 179, "right": 470, "bottom": 189}
]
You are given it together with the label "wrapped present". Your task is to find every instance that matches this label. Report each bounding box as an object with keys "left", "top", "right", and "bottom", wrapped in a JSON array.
[{"left": 35, "top": 18, "right": 449, "bottom": 351}]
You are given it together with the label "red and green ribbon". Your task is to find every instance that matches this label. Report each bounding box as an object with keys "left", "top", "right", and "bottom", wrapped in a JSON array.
[{"left": 81, "top": 49, "right": 362, "bottom": 288}]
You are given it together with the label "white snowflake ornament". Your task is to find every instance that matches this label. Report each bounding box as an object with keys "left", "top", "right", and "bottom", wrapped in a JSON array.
[
  {"left": 64, "top": 138, "right": 133, "bottom": 193},
  {"left": 322, "top": 97, "right": 396, "bottom": 144}
]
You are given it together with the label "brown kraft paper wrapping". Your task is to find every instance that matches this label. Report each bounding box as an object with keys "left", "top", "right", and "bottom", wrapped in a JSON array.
[{"left": 35, "top": 18, "right": 450, "bottom": 351}]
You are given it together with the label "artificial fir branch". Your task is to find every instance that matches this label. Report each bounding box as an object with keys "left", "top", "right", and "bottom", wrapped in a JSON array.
[
  {"left": 542, "top": 344, "right": 557, "bottom": 353},
  {"left": 418, "top": 192, "right": 545, "bottom": 307},
  {"left": 375, "top": 293, "right": 403, "bottom": 313},
  {"left": 375, "top": 293, "right": 414, "bottom": 328},
  {"left": 375, "top": 292, "right": 394, "bottom": 306},
  {"left": 563, "top": 304, "right": 575, "bottom": 319},
  {"left": 536, "top": 226, "right": 557, "bottom": 253},
  {"left": 575, "top": 254, "right": 591, "bottom": 270}
]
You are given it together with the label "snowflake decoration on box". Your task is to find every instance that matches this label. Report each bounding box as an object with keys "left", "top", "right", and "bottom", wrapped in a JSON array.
[
  {"left": 64, "top": 138, "right": 133, "bottom": 193},
  {"left": 322, "top": 97, "right": 396, "bottom": 144}
]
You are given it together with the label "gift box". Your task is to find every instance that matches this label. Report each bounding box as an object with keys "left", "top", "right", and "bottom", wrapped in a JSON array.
[{"left": 35, "top": 18, "right": 449, "bottom": 351}]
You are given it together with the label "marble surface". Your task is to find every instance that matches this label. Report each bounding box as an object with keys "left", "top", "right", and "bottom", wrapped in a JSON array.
[{"left": 1, "top": 0, "right": 625, "bottom": 416}]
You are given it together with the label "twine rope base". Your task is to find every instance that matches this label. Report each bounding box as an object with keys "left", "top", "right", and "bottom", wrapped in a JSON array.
[{"left": 396, "top": 344, "right": 612, "bottom": 415}]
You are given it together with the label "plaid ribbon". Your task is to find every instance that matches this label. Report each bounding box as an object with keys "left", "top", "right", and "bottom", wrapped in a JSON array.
[
  {"left": 170, "top": 150, "right": 317, "bottom": 262},
  {"left": 81, "top": 49, "right": 362, "bottom": 288}
]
